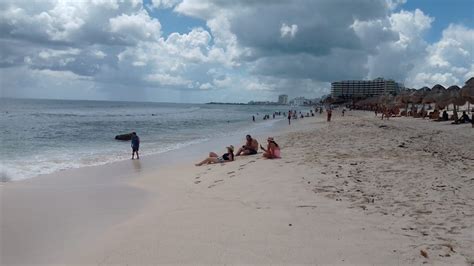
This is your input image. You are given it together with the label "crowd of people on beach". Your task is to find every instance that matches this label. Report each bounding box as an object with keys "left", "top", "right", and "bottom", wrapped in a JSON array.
[
  {"left": 130, "top": 106, "right": 343, "bottom": 162},
  {"left": 351, "top": 103, "right": 474, "bottom": 126},
  {"left": 195, "top": 135, "right": 281, "bottom": 166},
  {"left": 195, "top": 106, "right": 333, "bottom": 166}
]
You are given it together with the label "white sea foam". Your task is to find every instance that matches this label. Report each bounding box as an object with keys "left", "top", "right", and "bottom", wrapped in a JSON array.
[
  {"left": 2, "top": 138, "right": 210, "bottom": 181},
  {"left": 1, "top": 98, "right": 307, "bottom": 181}
]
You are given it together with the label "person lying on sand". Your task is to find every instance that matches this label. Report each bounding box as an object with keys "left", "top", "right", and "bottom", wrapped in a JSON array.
[
  {"left": 260, "top": 137, "right": 281, "bottom": 159},
  {"left": 235, "top": 135, "right": 259, "bottom": 156},
  {"left": 195, "top": 145, "right": 234, "bottom": 166}
]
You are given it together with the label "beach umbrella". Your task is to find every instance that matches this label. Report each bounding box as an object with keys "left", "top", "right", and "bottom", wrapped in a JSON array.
[
  {"left": 409, "top": 86, "right": 430, "bottom": 104},
  {"left": 461, "top": 77, "right": 474, "bottom": 104},
  {"left": 378, "top": 94, "right": 395, "bottom": 107},
  {"left": 355, "top": 96, "right": 378, "bottom": 108},
  {"left": 446, "top": 85, "right": 466, "bottom": 107},
  {"left": 434, "top": 85, "right": 463, "bottom": 111},
  {"left": 396, "top": 89, "right": 415, "bottom": 116},
  {"left": 323, "top": 96, "right": 335, "bottom": 105},
  {"left": 422, "top": 84, "right": 446, "bottom": 108},
  {"left": 395, "top": 89, "right": 413, "bottom": 104},
  {"left": 366, "top": 95, "right": 380, "bottom": 106},
  {"left": 407, "top": 87, "right": 431, "bottom": 117}
]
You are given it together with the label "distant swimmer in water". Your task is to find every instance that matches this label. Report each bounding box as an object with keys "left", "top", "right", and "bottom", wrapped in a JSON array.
[
  {"left": 195, "top": 145, "right": 234, "bottom": 166},
  {"left": 131, "top": 132, "right": 140, "bottom": 159},
  {"left": 236, "top": 135, "right": 259, "bottom": 156}
]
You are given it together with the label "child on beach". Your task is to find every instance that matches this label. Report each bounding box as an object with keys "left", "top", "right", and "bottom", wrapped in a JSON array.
[
  {"left": 260, "top": 137, "right": 281, "bottom": 159},
  {"left": 131, "top": 132, "right": 140, "bottom": 159},
  {"left": 195, "top": 145, "right": 234, "bottom": 166}
]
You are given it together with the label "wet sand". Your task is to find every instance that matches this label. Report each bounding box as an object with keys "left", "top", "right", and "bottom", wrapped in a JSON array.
[{"left": 1, "top": 110, "right": 473, "bottom": 265}]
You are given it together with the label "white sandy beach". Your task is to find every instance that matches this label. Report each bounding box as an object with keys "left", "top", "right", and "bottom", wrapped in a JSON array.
[{"left": 1, "top": 110, "right": 473, "bottom": 265}]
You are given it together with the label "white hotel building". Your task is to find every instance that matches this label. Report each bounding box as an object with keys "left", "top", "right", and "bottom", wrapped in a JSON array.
[{"left": 331, "top": 78, "right": 402, "bottom": 100}]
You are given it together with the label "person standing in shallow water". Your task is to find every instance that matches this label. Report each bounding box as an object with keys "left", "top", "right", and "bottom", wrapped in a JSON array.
[{"left": 131, "top": 132, "right": 140, "bottom": 159}]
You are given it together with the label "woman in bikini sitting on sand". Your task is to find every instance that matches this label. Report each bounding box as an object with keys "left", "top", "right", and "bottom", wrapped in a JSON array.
[
  {"left": 260, "top": 137, "right": 281, "bottom": 159},
  {"left": 195, "top": 145, "right": 234, "bottom": 166}
]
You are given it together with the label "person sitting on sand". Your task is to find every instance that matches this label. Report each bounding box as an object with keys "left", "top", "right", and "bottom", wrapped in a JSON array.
[
  {"left": 195, "top": 145, "right": 234, "bottom": 166},
  {"left": 260, "top": 137, "right": 281, "bottom": 159},
  {"left": 235, "top": 135, "right": 259, "bottom": 156},
  {"left": 442, "top": 110, "right": 449, "bottom": 121},
  {"left": 459, "top": 111, "right": 472, "bottom": 124}
]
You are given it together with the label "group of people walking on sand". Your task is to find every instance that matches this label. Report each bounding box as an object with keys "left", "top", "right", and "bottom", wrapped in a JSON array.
[{"left": 195, "top": 134, "right": 281, "bottom": 166}]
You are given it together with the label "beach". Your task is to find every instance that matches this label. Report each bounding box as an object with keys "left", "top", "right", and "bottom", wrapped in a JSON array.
[{"left": 1, "top": 110, "right": 473, "bottom": 265}]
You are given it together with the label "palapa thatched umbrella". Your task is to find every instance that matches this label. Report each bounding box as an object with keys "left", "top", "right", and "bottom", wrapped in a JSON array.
[
  {"left": 378, "top": 94, "right": 395, "bottom": 107},
  {"left": 407, "top": 87, "right": 430, "bottom": 116},
  {"left": 410, "top": 86, "right": 430, "bottom": 104},
  {"left": 446, "top": 85, "right": 466, "bottom": 108},
  {"left": 396, "top": 89, "right": 414, "bottom": 116},
  {"left": 422, "top": 84, "right": 446, "bottom": 109},
  {"left": 323, "top": 96, "right": 335, "bottom": 105},
  {"left": 354, "top": 95, "right": 378, "bottom": 109},
  {"left": 461, "top": 77, "right": 474, "bottom": 104}
]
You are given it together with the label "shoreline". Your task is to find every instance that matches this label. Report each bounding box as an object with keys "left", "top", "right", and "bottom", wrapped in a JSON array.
[
  {"left": 1, "top": 114, "right": 286, "bottom": 182},
  {"left": 2, "top": 110, "right": 473, "bottom": 264}
]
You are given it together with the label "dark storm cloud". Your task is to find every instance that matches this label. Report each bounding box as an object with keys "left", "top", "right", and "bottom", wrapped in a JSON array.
[{"left": 251, "top": 49, "right": 368, "bottom": 81}]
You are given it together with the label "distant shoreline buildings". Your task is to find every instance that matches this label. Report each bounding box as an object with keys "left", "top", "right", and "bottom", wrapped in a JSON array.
[
  {"left": 331, "top": 78, "right": 403, "bottom": 100},
  {"left": 278, "top": 94, "right": 288, "bottom": 105},
  {"left": 247, "top": 95, "right": 319, "bottom": 106},
  {"left": 208, "top": 94, "right": 320, "bottom": 106}
]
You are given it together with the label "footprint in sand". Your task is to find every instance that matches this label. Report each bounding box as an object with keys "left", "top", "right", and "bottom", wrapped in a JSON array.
[
  {"left": 194, "top": 180, "right": 201, "bottom": 184},
  {"left": 214, "top": 179, "right": 223, "bottom": 183},
  {"left": 297, "top": 205, "right": 318, "bottom": 209},
  {"left": 227, "top": 171, "right": 235, "bottom": 175}
]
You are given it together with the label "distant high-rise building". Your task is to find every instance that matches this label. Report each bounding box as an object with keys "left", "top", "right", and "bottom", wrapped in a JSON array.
[
  {"left": 289, "top": 97, "right": 315, "bottom": 106},
  {"left": 278, "top": 94, "right": 288, "bottom": 105},
  {"left": 331, "top": 78, "right": 402, "bottom": 100}
]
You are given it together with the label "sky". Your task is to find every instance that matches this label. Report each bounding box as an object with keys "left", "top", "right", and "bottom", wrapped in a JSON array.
[{"left": 0, "top": 0, "right": 473, "bottom": 103}]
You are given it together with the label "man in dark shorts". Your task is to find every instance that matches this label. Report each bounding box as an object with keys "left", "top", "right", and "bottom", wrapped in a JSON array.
[
  {"left": 235, "top": 135, "right": 259, "bottom": 156},
  {"left": 131, "top": 132, "right": 140, "bottom": 159}
]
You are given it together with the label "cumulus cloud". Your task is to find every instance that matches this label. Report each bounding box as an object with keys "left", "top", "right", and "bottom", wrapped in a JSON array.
[
  {"left": 150, "top": 0, "right": 181, "bottom": 9},
  {"left": 407, "top": 24, "right": 474, "bottom": 88},
  {"left": 364, "top": 9, "right": 434, "bottom": 82},
  {"left": 0, "top": 0, "right": 472, "bottom": 102},
  {"left": 109, "top": 10, "right": 162, "bottom": 44},
  {"left": 280, "top": 23, "right": 298, "bottom": 39}
]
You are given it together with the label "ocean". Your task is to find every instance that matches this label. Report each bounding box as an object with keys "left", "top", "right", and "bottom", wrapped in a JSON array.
[{"left": 0, "top": 98, "right": 292, "bottom": 181}]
